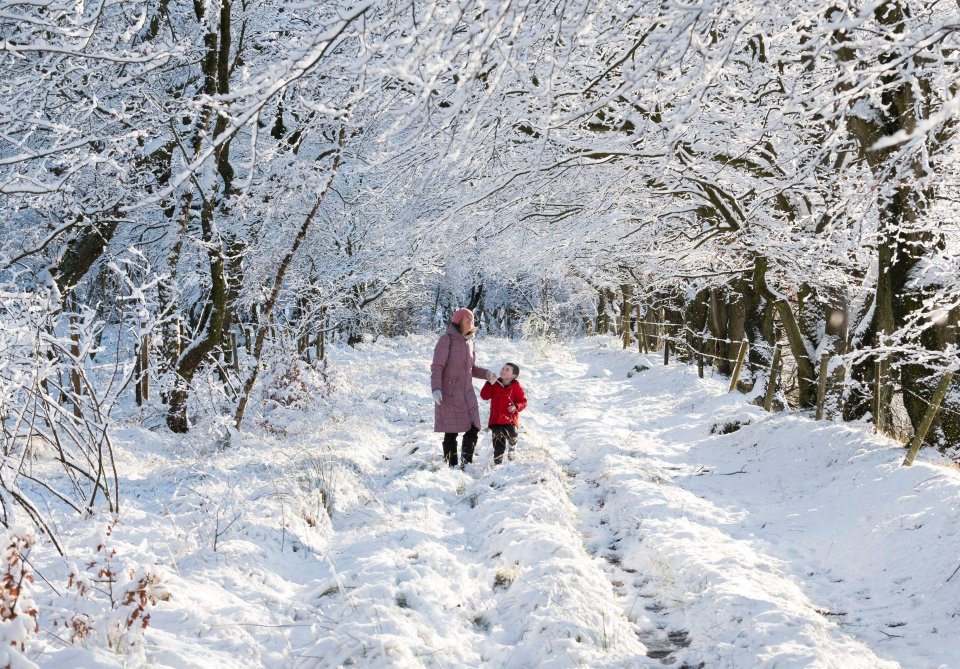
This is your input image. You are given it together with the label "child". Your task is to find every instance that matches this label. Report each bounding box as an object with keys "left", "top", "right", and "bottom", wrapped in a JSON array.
[{"left": 480, "top": 362, "right": 527, "bottom": 465}]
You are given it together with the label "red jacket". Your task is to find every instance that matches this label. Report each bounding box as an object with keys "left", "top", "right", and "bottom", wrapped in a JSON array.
[{"left": 480, "top": 379, "right": 527, "bottom": 427}]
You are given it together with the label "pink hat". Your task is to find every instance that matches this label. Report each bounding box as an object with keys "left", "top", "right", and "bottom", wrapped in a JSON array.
[{"left": 451, "top": 308, "right": 473, "bottom": 324}]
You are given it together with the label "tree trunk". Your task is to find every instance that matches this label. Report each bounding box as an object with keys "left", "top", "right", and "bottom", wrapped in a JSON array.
[
  {"left": 727, "top": 288, "right": 747, "bottom": 384},
  {"left": 684, "top": 288, "right": 709, "bottom": 366},
  {"left": 753, "top": 256, "right": 817, "bottom": 408},
  {"left": 166, "top": 10, "right": 228, "bottom": 433},
  {"left": 732, "top": 277, "right": 762, "bottom": 390},
  {"left": 925, "top": 307, "right": 960, "bottom": 448},
  {"left": 834, "top": 1, "right": 941, "bottom": 434},
  {"left": 467, "top": 283, "right": 484, "bottom": 311},
  {"left": 234, "top": 125, "right": 347, "bottom": 429},
  {"left": 621, "top": 284, "right": 634, "bottom": 349},
  {"left": 158, "top": 190, "right": 193, "bottom": 380},
  {"left": 708, "top": 288, "right": 730, "bottom": 375},
  {"left": 597, "top": 289, "right": 609, "bottom": 334},
  {"left": 51, "top": 218, "right": 120, "bottom": 298},
  {"left": 167, "top": 197, "right": 228, "bottom": 433}
]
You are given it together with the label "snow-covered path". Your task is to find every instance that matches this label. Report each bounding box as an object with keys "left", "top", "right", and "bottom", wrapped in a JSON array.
[
  {"left": 35, "top": 336, "right": 960, "bottom": 668},
  {"left": 537, "top": 345, "right": 898, "bottom": 668}
]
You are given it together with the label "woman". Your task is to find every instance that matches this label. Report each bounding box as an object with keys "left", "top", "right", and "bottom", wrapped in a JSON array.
[{"left": 431, "top": 308, "right": 496, "bottom": 468}]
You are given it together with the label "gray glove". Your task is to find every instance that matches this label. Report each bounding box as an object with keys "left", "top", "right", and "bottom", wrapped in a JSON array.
[
  {"left": 432, "top": 390, "right": 442, "bottom": 405},
  {"left": 486, "top": 371, "right": 497, "bottom": 383}
]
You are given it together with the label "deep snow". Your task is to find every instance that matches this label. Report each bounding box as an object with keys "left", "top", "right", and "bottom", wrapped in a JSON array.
[{"left": 24, "top": 335, "right": 960, "bottom": 668}]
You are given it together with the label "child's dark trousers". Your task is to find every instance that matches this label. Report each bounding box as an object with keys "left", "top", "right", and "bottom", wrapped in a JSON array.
[{"left": 491, "top": 424, "right": 518, "bottom": 465}]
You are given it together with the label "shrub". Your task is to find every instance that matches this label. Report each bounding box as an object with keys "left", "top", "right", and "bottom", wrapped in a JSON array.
[
  {"left": 63, "top": 527, "right": 167, "bottom": 653},
  {"left": 493, "top": 563, "right": 521, "bottom": 591},
  {"left": 0, "top": 530, "right": 39, "bottom": 666}
]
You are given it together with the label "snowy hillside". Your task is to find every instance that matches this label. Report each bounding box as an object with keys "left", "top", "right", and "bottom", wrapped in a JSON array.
[{"left": 27, "top": 336, "right": 960, "bottom": 668}]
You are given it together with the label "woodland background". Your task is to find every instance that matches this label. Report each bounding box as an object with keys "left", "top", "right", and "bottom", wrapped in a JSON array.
[{"left": 0, "top": 0, "right": 958, "bottom": 558}]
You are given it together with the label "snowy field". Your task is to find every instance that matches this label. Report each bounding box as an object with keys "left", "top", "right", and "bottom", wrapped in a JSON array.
[{"left": 27, "top": 335, "right": 960, "bottom": 668}]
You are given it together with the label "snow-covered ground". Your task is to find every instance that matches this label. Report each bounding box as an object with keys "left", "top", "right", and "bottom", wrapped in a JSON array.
[{"left": 26, "top": 335, "right": 960, "bottom": 668}]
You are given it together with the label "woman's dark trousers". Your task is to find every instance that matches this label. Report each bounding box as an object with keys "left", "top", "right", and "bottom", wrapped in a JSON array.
[{"left": 443, "top": 426, "right": 479, "bottom": 467}]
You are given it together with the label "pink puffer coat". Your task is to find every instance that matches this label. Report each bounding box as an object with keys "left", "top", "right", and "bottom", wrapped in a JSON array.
[{"left": 431, "top": 325, "right": 490, "bottom": 433}]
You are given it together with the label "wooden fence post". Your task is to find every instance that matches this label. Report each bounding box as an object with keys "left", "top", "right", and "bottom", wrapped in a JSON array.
[
  {"left": 621, "top": 285, "right": 633, "bottom": 349},
  {"left": 139, "top": 321, "right": 150, "bottom": 402},
  {"left": 596, "top": 289, "right": 608, "bottom": 334},
  {"left": 763, "top": 344, "right": 782, "bottom": 412},
  {"left": 658, "top": 308, "right": 665, "bottom": 350},
  {"left": 815, "top": 352, "right": 830, "bottom": 420},
  {"left": 728, "top": 338, "right": 749, "bottom": 393},
  {"left": 635, "top": 304, "right": 644, "bottom": 354},
  {"left": 231, "top": 332, "right": 240, "bottom": 373},
  {"left": 317, "top": 307, "right": 327, "bottom": 361},
  {"left": 70, "top": 315, "right": 83, "bottom": 418},
  {"left": 663, "top": 326, "right": 671, "bottom": 365},
  {"left": 902, "top": 371, "right": 955, "bottom": 466},
  {"left": 697, "top": 335, "right": 705, "bottom": 379},
  {"left": 875, "top": 354, "right": 888, "bottom": 434}
]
